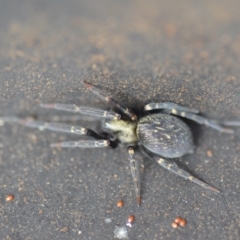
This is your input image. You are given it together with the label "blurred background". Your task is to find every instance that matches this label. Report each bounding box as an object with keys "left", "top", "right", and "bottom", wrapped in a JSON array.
[{"left": 0, "top": 0, "right": 240, "bottom": 239}]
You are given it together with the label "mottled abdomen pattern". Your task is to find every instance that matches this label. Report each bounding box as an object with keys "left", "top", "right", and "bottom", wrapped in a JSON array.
[{"left": 137, "top": 113, "right": 194, "bottom": 158}]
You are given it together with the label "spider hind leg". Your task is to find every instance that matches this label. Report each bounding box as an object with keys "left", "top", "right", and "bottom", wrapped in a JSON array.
[
  {"left": 144, "top": 102, "right": 234, "bottom": 134},
  {"left": 155, "top": 157, "right": 220, "bottom": 193}
]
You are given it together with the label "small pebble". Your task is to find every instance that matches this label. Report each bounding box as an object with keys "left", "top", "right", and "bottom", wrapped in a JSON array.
[
  {"left": 207, "top": 150, "right": 213, "bottom": 157},
  {"left": 127, "top": 215, "right": 135, "bottom": 224},
  {"left": 179, "top": 219, "right": 187, "bottom": 227},
  {"left": 126, "top": 215, "right": 135, "bottom": 227},
  {"left": 171, "top": 222, "right": 178, "bottom": 228},
  {"left": 5, "top": 195, "right": 14, "bottom": 202},
  {"left": 117, "top": 200, "right": 124, "bottom": 208},
  {"left": 174, "top": 217, "right": 182, "bottom": 223},
  {"left": 172, "top": 216, "right": 187, "bottom": 228}
]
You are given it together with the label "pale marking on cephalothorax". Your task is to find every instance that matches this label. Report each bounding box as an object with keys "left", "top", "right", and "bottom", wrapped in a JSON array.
[{"left": 105, "top": 120, "right": 138, "bottom": 144}]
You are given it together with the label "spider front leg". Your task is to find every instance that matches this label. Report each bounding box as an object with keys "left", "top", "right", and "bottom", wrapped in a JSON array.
[
  {"left": 145, "top": 102, "right": 234, "bottom": 134},
  {"left": 128, "top": 147, "right": 141, "bottom": 206},
  {"left": 0, "top": 117, "right": 88, "bottom": 135},
  {"left": 0, "top": 116, "right": 110, "bottom": 149},
  {"left": 40, "top": 104, "right": 120, "bottom": 120},
  {"left": 154, "top": 156, "right": 220, "bottom": 193},
  {"left": 83, "top": 81, "right": 137, "bottom": 121}
]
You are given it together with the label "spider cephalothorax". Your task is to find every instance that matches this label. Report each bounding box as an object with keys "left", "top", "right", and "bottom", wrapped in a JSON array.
[
  {"left": 1, "top": 81, "right": 238, "bottom": 206},
  {"left": 104, "top": 119, "right": 138, "bottom": 144}
]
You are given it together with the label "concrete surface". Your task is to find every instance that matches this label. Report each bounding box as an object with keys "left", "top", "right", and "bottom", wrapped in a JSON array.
[{"left": 0, "top": 0, "right": 240, "bottom": 239}]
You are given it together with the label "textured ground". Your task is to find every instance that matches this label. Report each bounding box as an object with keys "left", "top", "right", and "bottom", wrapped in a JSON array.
[{"left": 0, "top": 0, "right": 240, "bottom": 239}]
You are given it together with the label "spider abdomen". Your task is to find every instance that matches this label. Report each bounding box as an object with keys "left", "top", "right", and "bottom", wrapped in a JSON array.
[{"left": 137, "top": 113, "right": 194, "bottom": 158}]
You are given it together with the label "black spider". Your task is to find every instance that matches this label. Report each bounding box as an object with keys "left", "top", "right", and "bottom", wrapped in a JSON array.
[{"left": 1, "top": 81, "right": 238, "bottom": 206}]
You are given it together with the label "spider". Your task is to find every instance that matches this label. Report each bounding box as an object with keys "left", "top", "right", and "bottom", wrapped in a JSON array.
[{"left": 1, "top": 81, "right": 239, "bottom": 206}]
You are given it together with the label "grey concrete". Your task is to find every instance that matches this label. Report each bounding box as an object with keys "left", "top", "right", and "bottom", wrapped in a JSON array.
[{"left": 0, "top": 0, "right": 240, "bottom": 239}]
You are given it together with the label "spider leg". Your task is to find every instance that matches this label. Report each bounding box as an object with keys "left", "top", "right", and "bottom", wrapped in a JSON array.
[
  {"left": 50, "top": 140, "right": 109, "bottom": 148},
  {"left": 155, "top": 157, "right": 220, "bottom": 193},
  {"left": 145, "top": 102, "right": 199, "bottom": 114},
  {"left": 128, "top": 147, "right": 141, "bottom": 206},
  {"left": 221, "top": 120, "right": 240, "bottom": 127},
  {"left": 0, "top": 116, "right": 99, "bottom": 137},
  {"left": 40, "top": 104, "right": 120, "bottom": 120},
  {"left": 83, "top": 81, "right": 137, "bottom": 121},
  {"left": 144, "top": 102, "right": 234, "bottom": 133},
  {"left": 0, "top": 117, "right": 111, "bottom": 148},
  {"left": 145, "top": 103, "right": 234, "bottom": 134},
  {"left": 170, "top": 110, "right": 234, "bottom": 134}
]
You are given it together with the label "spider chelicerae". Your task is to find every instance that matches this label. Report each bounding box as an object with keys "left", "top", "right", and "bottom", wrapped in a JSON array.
[{"left": 1, "top": 81, "right": 239, "bottom": 205}]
